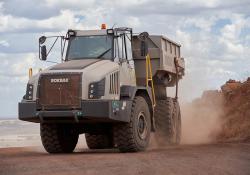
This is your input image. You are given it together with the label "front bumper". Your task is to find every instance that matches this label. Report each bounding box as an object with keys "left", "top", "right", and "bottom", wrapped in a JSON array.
[{"left": 18, "top": 100, "right": 131, "bottom": 123}]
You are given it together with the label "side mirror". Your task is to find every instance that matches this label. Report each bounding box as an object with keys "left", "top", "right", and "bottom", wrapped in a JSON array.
[
  {"left": 39, "top": 36, "right": 46, "bottom": 45},
  {"left": 41, "top": 45, "right": 47, "bottom": 61}
]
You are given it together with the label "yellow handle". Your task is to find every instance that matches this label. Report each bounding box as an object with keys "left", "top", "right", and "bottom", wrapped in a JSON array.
[
  {"left": 29, "top": 68, "right": 33, "bottom": 78},
  {"left": 145, "top": 54, "right": 156, "bottom": 107}
]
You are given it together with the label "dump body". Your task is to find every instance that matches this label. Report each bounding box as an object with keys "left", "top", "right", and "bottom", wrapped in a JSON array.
[{"left": 132, "top": 35, "right": 185, "bottom": 86}]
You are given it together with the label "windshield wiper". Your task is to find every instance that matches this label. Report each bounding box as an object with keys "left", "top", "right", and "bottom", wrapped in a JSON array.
[{"left": 97, "top": 48, "right": 111, "bottom": 58}]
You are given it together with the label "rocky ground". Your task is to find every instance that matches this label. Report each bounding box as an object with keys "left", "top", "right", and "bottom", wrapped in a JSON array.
[{"left": 0, "top": 142, "right": 250, "bottom": 175}]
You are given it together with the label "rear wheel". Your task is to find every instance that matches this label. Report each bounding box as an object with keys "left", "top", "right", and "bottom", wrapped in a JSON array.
[
  {"left": 154, "top": 98, "right": 181, "bottom": 145},
  {"left": 85, "top": 133, "right": 113, "bottom": 149},
  {"left": 113, "top": 96, "right": 151, "bottom": 152},
  {"left": 40, "top": 123, "right": 79, "bottom": 153},
  {"left": 174, "top": 100, "right": 181, "bottom": 144}
]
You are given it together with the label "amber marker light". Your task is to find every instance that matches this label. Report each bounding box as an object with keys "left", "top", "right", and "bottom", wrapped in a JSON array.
[
  {"left": 29, "top": 68, "right": 33, "bottom": 78},
  {"left": 101, "top": 24, "right": 107, "bottom": 29}
]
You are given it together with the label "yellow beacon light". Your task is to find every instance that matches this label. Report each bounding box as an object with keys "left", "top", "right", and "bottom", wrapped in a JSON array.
[
  {"left": 101, "top": 24, "right": 107, "bottom": 29},
  {"left": 29, "top": 68, "right": 33, "bottom": 78}
]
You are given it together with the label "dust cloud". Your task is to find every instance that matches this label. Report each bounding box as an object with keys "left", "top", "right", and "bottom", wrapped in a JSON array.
[
  {"left": 180, "top": 78, "right": 250, "bottom": 144},
  {"left": 180, "top": 90, "right": 224, "bottom": 144},
  {"left": 149, "top": 89, "right": 225, "bottom": 147}
]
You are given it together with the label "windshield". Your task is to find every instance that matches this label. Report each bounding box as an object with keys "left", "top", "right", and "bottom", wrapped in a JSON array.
[{"left": 67, "top": 35, "right": 112, "bottom": 60}]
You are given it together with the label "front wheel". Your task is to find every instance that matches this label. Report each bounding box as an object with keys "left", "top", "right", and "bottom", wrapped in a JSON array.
[
  {"left": 113, "top": 96, "right": 151, "bottom": 152},
  {"left": 40, "top": 123, "right": 79, "bottom": 153},
  {"left": 85, "top": 133, "right": 113, "bottom": 149}
]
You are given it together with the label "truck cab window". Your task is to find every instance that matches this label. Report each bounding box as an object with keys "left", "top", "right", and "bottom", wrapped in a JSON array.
[
  {"left": 67, "top": 35, "right": 112, "bottom": 60},
  {"left": 114, "top": 33, "right": 133, "bottom": 63},
  {"left": 117, "top": 34, "right": 126, "bottom": 59},
  {"left": 125, "top": 33, "right": 132, "bottom": 61}
]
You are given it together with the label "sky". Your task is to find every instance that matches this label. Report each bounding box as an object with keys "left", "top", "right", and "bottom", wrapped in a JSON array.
[{"left": 0, "top": 0, "right": 250, "bottom": 118}]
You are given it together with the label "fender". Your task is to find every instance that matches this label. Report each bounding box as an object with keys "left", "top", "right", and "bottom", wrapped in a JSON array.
[{"left": 120, "top": 85, "right": 155, "bottom": 131}]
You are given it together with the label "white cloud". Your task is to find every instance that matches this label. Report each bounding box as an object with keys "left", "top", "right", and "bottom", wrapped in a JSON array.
[
  {"left": 0, "top": 40, "right": 9, "bottom": 47},
  {"left": 0, "top": 10, "right": 77, "bottom": 33},
  {"left": 184, "top": 16, "right": 218, "bottom": 32},
  {"left": 45, "top": 0, "right": 95, "bottom": 8},
  {"left": 220, "top": 14, "right": 246, "bottom": 40},
  {"left": 218, "top": 14, "right": 249, "bottom": 59},
  {"left": 175, "top": 0, "right": 220, "bottom": 8},
  {"left": 38, "top": 10, "right": 77, "bottom": 30},
  {"left": 0, "top": 14, "right": 34, "bottom": 33},
  {"left": 124, "top": 16, "right": 141, "bottom": 28},
  {"left": 11, "top": 54, "right": 35, "bottom": 78},
  {"left": 0, "top": 53, "right": 51, "bottom": 82}
]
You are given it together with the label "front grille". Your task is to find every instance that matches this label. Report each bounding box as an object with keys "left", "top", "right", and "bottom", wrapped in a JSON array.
[
  {"left": 37, "top": 73, "right": 81, "bottom": 110},
  {"left": 109, "top": 71, "right": 119, "bottom": 95}
]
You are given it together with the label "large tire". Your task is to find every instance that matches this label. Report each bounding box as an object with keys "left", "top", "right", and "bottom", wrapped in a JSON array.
[
  {"left": 85, "top": 133, "right": 113, "bottom": 149},
  {"left": 113, "top": 96, "right": 151, "bottom": 152},
  {"left": 154, "top": 98, "right": 181, "bottom": 145},
  {"left": 40, "top": 123, "right": 79, "bottom": 153},
  {"left": 173, "top": 100, "right": 181, "bottom": 144}
]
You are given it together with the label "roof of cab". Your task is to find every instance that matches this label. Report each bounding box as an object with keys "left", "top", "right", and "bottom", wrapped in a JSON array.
[{"left": 74, "top": 29, "right": 107, "bottom": 36}]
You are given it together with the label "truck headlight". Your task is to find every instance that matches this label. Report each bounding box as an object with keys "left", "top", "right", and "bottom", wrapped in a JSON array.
[
  {"left": 25, "top": 84, "right": 33, "bottom": 100},
  {"left": 88, "top": 78, "right": 105, "bottom": 99}
]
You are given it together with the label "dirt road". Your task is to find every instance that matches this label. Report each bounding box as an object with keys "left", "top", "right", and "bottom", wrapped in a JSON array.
[{"left": 0, "top": 142, "right": 249, "bottom": 175}]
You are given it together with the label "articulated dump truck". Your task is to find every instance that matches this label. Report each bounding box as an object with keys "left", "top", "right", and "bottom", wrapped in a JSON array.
[{"left": 18, "top": 25, "right": 185, "bottom": 153}]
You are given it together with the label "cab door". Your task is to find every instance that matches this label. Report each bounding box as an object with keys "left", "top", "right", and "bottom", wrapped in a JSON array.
[{"left": 114, "top": 32, "right": 136, "bottom": 86}]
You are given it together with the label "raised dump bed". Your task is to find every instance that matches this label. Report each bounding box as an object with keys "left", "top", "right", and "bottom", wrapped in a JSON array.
[{"left": 132, "top": 35, "right": 185, "bottom": 87}]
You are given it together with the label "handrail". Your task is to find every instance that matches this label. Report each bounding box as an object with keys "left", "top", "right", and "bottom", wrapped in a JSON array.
[{"left": 146, "top": 54, "right": 156, "bottom": 107}]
